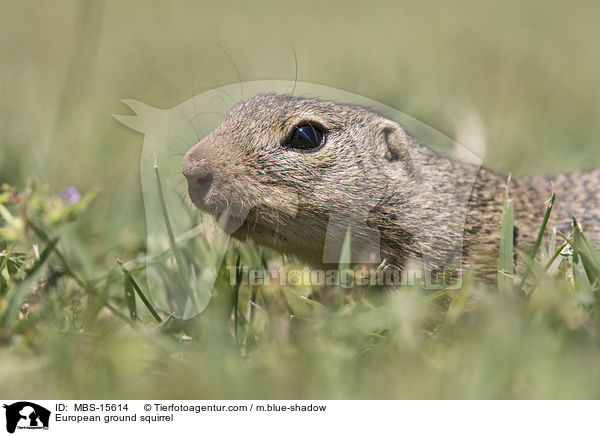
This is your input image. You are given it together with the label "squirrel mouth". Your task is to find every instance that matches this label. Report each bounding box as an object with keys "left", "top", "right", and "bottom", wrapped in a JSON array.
[{"left": 186, "top": 184, "right": 251, "bottom": 235}]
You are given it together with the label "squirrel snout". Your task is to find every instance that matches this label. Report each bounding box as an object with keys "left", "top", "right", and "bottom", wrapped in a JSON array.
[
  {"left": 182, "top": 156, "right": 214, "bottom": 202},
  {"left": 187, "top": 171, "right": 213, "bottom": 195}
]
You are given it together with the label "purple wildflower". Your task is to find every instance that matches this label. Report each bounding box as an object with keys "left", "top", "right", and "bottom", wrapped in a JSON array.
[{"left": 60, "top": 186, "right": 81, "bottom": 205}]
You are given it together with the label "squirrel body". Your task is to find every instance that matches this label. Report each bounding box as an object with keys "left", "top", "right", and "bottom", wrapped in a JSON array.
[{"left": 182, "top": 94, "right": 600, "bottom": 279}]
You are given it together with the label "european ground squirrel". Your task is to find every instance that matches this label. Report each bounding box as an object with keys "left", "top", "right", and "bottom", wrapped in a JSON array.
[{"left": 182, "top": 94, "right": 600, "bottom": 280}]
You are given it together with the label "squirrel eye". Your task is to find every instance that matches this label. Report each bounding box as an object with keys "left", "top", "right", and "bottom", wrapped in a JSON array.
[{"left": 286, "top": 123, "right": 324, "bottom": 150}]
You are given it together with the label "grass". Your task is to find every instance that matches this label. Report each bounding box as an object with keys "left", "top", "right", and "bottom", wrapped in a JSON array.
[
  {"left": 1, "top": 174, "right": 600, "bottom": 400},
  {"left": 2, "top": 0, "right": 600, "bottom": 400}
]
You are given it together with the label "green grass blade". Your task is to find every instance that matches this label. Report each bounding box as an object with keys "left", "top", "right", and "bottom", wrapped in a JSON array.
[
  {"left": 544, "top": 242, "right": 568, "bottom": 271},
  {"left": 118, "top": 259, "right": 162, "bottom": 323},
  {"left": 1, "top": 237, "right": 58, "bottom": 327},
  {"left": 232, "top": 254, "right": 242, "bottom": 340},
  {"left": 518, "top": 192, "right": 555, "bottom": 292},
  {"left": 498, "top": 189, "right": 515, "bottom": 293},
  {"left": 337, "top": 226, "right": 353, "bottom": 295},
  {"left": 154, "top": 157, "right": 198, "bottom": 307},
  {"left": 571, "top": 218, "right": 600, "bottom": 286},
  {"left": 339, "top": 226, "right": 352, "bottom": 269},
  {"left": 124, "top": 276, "right": 137, "bottom": 320}
]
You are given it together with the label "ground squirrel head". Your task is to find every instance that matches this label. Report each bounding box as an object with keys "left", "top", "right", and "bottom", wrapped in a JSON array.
[
  {"left": 182, "top": 94, "right": 416, "bottom": 264},
  {"left": 181, "top": 92, "right": 600, "bottom": 281}
]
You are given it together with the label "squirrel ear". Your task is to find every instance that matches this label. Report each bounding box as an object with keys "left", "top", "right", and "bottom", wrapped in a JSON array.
[{"left": 377, "top": 119, "right": 409, "bottom": 162}]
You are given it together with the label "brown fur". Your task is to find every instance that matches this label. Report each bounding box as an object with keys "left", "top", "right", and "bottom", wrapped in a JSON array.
[{"left": 182, "top": 94, "right": 600, "bottom": 279}]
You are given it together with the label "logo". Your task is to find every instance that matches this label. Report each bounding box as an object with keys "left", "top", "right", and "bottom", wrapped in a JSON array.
[
  {"left": 114, "top": 81, "right": 483, "bottom": 318},
  {"left": 3, "top": 402, "right": 50, "bottom": 434}
]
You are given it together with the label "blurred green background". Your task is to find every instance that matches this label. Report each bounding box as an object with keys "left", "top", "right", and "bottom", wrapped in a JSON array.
[
  {"left": 2, "top": 0, "right": 600, "bottom": 400},
  {"left": 2, "top": 0, "right": 600, "bottom": 256}
]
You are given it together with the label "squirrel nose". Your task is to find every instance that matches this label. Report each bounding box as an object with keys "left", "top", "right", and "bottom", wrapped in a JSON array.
[
  {"left": 188, "top": 172, "right": 213, "bottom": 195},
  {"left": 182, "top": 158, "right": 214, "bottom": 199}
]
